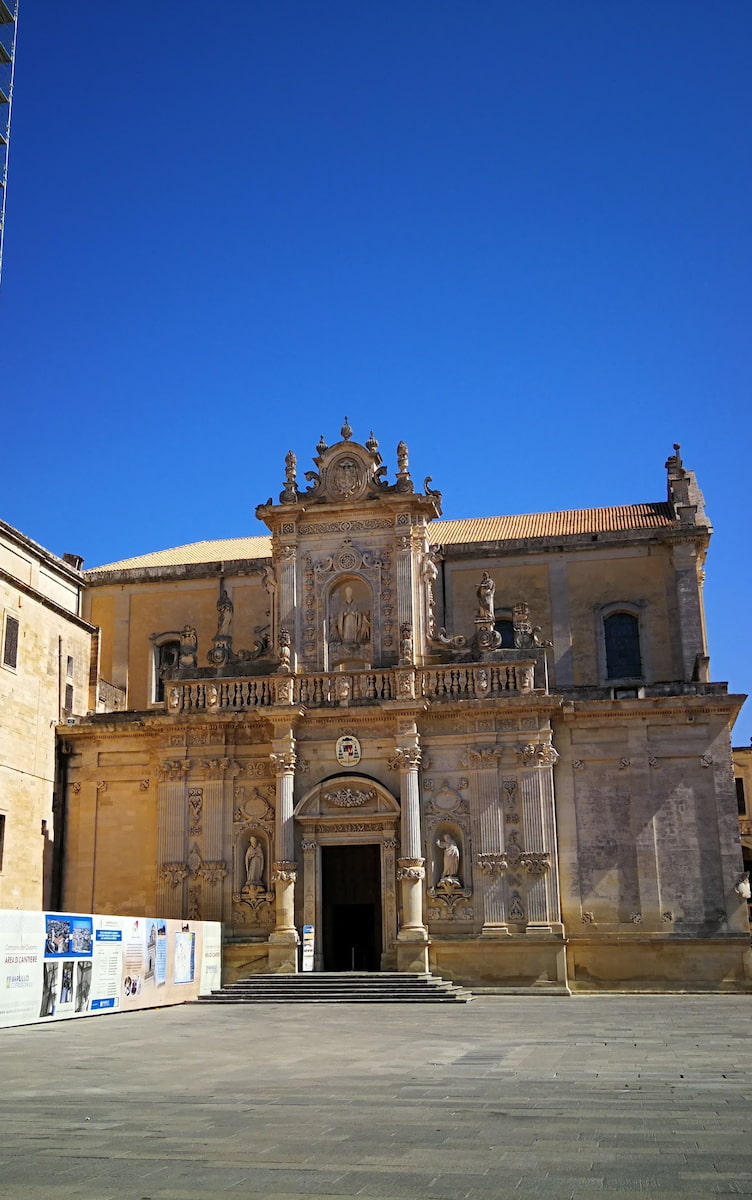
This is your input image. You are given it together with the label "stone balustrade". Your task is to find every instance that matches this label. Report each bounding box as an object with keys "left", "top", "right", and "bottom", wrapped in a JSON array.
[{"left": 166, "top": 659, "right": 538, "bottom": 713}]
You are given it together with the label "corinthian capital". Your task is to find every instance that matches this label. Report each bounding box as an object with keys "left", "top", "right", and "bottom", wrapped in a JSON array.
[
  {"left": 397, "top": 856, "right": 425, "bottom": 881},
  {"left": 388, "top": 746, "right": 422, "bottom": 772},
  {"left": 271, "top": 860, "right": 298, "bottom": 883},
  {"left": 270, "top": 750, "right": 297, "bottom": 775},
  {"left": 477, "top": 852, "right": 508, "bottom": 876}
]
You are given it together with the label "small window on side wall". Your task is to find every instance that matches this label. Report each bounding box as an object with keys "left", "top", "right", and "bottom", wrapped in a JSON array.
[
  {"left": 737, "top": 778, "right": 746, "bottom": 817},
  {"left": 604, "top": 612, "right": 642, "bottom": 680},
  {"left": 3, "top": 614, "right": 19, "bottom": 669}
]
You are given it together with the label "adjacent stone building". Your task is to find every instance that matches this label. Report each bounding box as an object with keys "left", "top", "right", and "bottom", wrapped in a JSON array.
[
  {"left": 57, "top": 426, "right": 750, "bottom": 991},
  {"left": 0, "top": 520, "right": 96, "bottom": 910}
]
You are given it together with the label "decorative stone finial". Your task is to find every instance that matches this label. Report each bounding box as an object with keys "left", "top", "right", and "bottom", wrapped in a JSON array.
[
  {"left": 341, "top": 416, "right": 353, "bottom": 441},
  {"left": 665, "top": 443, "right": 684, "bottom": 474},
  {"left": 366, "top": 430, "right": 379, "bottom": 454},
  {"left": 395, "top": 440, "right": 413, "bottom": 494},
  {"left": 279, "top": 450, "right": 298, "bottom": 504},
  {"left": 316, "top": 433, "right": 328, "bottom": 455}
]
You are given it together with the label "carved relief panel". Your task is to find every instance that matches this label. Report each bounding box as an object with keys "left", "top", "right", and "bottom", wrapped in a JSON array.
[{"left": 298, "top": 538, "right": 394, "bottom": 671}]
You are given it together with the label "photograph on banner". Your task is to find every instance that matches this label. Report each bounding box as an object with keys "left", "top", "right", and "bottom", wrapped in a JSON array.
[{"left": 44, "top": 914, "right": 93, "bottom": 957}]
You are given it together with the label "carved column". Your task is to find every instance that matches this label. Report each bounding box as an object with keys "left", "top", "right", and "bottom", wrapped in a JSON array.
[
  {"left": 520, "top": 744, "right": 563, "bottom": 934},
  {"left": 469, "top": 750, "right": 509, "bottom": 936},
  {"left": 394, "top": 532, "right": 415, "bottom": 660},
  {"left": 381, "top": 836, "right": 399, "bottom": 961},
  {"left": 268, "top": 739, "right": 299, "bottom": 972},
  {"left": 277, "top": 543, "right": 298, "bottom": 671},
  {"left": 196, "top": 779, "right": 226, "bottom": 922},
  {"left": 390, "top": 742, "right": 429, "bottom": 972},
  {"left": 157, "top": 779, "right": 188, "bottom": 919}
]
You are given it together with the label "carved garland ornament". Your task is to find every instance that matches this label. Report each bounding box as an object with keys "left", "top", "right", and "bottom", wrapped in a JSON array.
[{"left": 323, "top": 787, "right": 376, "bottom": 808}]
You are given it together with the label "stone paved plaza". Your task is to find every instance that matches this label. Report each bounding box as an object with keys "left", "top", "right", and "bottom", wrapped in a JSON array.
[{"left": 1, "top": 995, "right": 752, "bottom": 1199}]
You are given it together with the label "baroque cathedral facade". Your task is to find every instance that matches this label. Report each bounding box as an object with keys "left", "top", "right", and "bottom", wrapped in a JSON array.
[{"left": 56, "top": 424, "right": 750, "bottom": 991}]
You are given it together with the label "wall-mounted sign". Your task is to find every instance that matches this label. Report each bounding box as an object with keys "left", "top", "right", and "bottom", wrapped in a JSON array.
[
  {"left": 301, "top": 925, "right": 315, "bottom": 972},
  {"left": 335, "top": 735, "right": 361, "bottom": 766}
]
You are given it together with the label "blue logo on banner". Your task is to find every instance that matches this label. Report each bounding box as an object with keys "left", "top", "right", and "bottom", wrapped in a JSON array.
[
  {"left": 95, "top": 930, "right": 122, "bottom": 941},
  {"left": 90, "top": 998, "right": 117, "bottom": 1010}
]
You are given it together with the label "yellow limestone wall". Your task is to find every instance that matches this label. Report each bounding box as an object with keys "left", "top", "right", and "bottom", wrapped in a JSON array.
[{"left": 1, "top": 567, "right": 93, "bottom": 909}]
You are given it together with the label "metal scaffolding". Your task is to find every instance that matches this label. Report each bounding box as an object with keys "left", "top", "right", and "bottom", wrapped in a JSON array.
[{"left": 0, "top": 0, "right": 18, "bottom": 292}]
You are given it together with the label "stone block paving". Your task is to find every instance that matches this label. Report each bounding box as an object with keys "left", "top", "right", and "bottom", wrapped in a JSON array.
[{"left": 1, "top": 996, "right": 752, "bottom": 1198}]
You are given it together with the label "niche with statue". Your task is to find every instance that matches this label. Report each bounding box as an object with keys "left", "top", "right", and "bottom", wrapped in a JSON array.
[
  {"left": 427, "top": 821, "right": 472, "bottom": 916},
  {"left": 232, "top": 829, "right": 274, "bottom": 922},
  {"left": 326, "top": 577, "right": 373, "bottom": 670}
]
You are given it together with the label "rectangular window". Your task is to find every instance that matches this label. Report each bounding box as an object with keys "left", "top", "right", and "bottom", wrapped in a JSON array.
[
  {"left": 3, "top": 615, "right": 19, "bottom": 669},
  {"left": 64, "top": 683, "right": 74, "bottom": 713},
  {"left": 737, "top": 778, "right": 746, "bottom": 816},
  {"left": 66, "top": 655, "right": 74, "bottom": 678}
]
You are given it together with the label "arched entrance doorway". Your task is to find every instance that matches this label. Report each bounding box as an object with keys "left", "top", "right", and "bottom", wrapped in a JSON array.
[
  {"left": 294, "top": 776, "right": 401, "bottom": 972},
  {"left": 322, "top": 842, "right": 381, "bottom": 970}
]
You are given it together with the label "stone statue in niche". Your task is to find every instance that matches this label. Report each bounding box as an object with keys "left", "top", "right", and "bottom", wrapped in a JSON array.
[
  {"left": 278, "top": 629, "right": 291, "bottom": 672},
  {"left": 437, "top": 833, "right": 461, "bottom": 884},
  {"left": 332, "top": 585, "right": 370, "bottom": 646},
  {"left": 399, "top": 622, "right": 413, "bottom": 665},
  {"left": 216, "top": 586, "right": 233, "bottom": 638},
  {"left": 179, "top": 626, "right": 198, "bottom": 669},
  {"left": 477, "top": 572, "right": 495, "bottom": 621},
  {"left": 244, "top": 836, "right": 265, "bottom": 886},
  {"left": 421, "top": 553, "right": 439, "bottom": 636}
]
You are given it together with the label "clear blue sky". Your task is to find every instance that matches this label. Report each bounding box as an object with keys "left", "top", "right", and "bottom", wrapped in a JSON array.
[{"left": 1, "top": 2, "right": 750, "bottom": 738}]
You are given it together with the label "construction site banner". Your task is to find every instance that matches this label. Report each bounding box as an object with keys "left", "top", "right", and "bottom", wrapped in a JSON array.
[{"left": 0, "top": 909, "right": 221, "bottom": 1029}]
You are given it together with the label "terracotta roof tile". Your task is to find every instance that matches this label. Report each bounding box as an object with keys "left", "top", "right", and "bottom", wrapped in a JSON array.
[
  {"left": 86, "top": 536, "right": 273, "bottom": 573},
  {"left": 429, "top": 503, "right": 674, "bottom": 544},
  {"left": 86, "top": 503, "right": 675, "bottom": 574}
]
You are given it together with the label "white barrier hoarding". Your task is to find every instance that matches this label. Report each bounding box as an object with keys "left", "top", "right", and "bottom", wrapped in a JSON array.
[{"left": 0, "top": 909, "right": 222, "bottom": 1029}]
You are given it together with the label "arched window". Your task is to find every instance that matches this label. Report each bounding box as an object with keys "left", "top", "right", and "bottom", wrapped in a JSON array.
[
  {"left": 604, "top": 612, "right": 642, "bottom": 680},
  {"left": 153, "top": 638, "right": 180, "bottom": 702}
]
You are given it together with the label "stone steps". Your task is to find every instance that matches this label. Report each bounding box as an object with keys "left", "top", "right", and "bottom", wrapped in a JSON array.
[{"left": 196, "top": 971, "right": 473, "bottom": 1004}]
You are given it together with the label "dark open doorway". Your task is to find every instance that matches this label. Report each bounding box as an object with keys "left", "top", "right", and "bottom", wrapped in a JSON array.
[{"left": 322, "top": 843, "right": 382, "bottom": 971}]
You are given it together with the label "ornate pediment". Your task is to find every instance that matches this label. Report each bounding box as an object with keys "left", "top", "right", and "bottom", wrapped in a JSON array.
[
  {"left": 255, "top": 421, "right": 443, "bottom": 518},
  {"left": 294, "top": 775, "right": 400, "bottom": 820}
]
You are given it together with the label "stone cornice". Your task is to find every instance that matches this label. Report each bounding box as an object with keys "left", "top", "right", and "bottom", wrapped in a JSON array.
[{"left": 559, "top": 693, "right": 745, "bottom": 722}]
